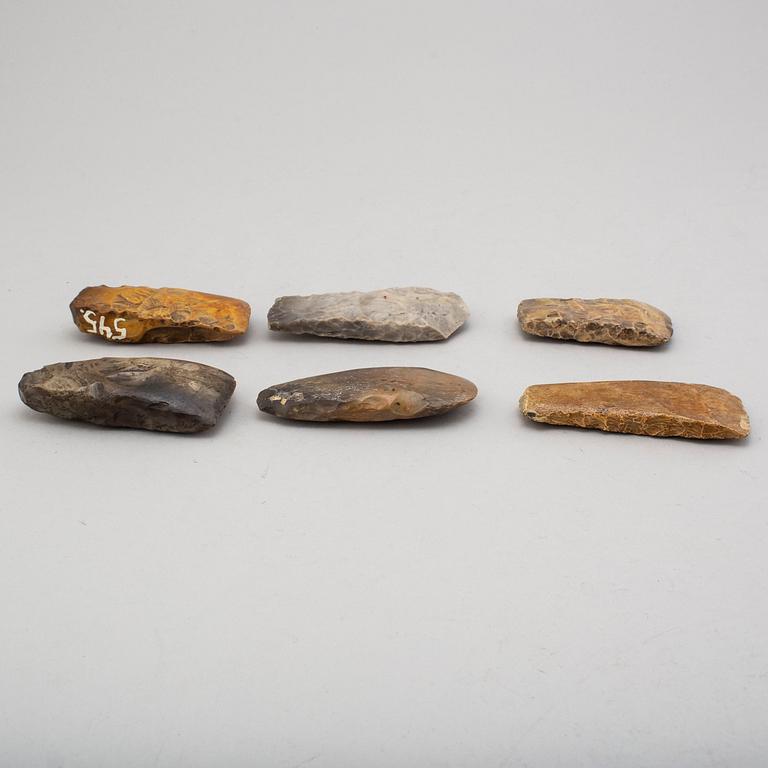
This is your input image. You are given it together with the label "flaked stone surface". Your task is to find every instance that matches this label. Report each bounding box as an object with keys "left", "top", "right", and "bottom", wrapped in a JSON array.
[
  {"left": 520, "top": 381, "right": 749, "bottom": 439},
  {"left": 258, "top": 367, "right": 477, "bottom": 421},
  {"left": 19, "top": 358, "right": 236, "bottom": 432},
  {"left": 517, "top": 298, "right": 672, "bottom": 346},
  {"left": 70, "top": 285, "right": 251, "bottom": 343},
  {"left": 268, "top": 287, "right": 469, "bottom": 342}
]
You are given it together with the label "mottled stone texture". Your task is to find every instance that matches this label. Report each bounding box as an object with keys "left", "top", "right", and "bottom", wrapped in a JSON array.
[
  {"left": 268, "top": 287, "right": 469, "bottom": 342},
  {"left": 19, "top": 358, "right": 236, "bottom": 432},
  {"left": 520, "top": 381, "right": 749, "bottom": 439},
  {"left": 517, "top": 298, "right": 672, "bottom": 346},
  {"left": 70, "top": 285, "right": 251, "bottom": 343},
  {"left": 258, "top": 367, "right": 477, "bottom": 421}
]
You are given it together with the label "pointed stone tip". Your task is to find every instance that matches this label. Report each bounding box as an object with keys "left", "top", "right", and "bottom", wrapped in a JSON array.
[
  {"left": 734, "top": 409, "right": 751, "bottom": 439},
  {"left": 256, "top": 388, "right": 277, "bottom": 414},
  {"left": 17, "top": 372, "right": 32, "bottom": 406}
]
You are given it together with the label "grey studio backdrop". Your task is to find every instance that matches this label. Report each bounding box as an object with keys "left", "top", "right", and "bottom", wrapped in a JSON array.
[{"left": 1, "top": 1, "right": 767, "bottom": 767}]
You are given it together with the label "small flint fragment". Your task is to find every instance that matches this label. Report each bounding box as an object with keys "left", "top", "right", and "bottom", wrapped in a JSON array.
[
  {"left": 520, "top": 381, "right": 749, "bottom": 439},
  {"left": 19, "top": 357, "right": 236, "bottom": 433},
  {"left": 517, "top": 298, "right": 672, "bottom": 346},
  {"left": 268, "top": 287, "right": 469, "bottom": 342},
  {"left": 70, "top": 285, "right": 251, "bottom": 343},
  {"left": 258, "top": 367, "right": 477, "bottom": 422}
]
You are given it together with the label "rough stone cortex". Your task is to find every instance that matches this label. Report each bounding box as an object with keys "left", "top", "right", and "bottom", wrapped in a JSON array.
[
  {"left": 517, "top": 298, "right": 672, "bottom": 346},
  {"left": 267, "top": 287, "right": 469, "bottom": 342},
  {"left": 258, "top": 367, "right": 478, "bottom": 422},
  {"left": 70, "top": 285, "right": 251, "bottom": 343},
  {"left": 18, "top": 357, "right": 236, "bottom": 433},
  {"left": 519, "top": 381, "right": 750, "bottom": 439}
]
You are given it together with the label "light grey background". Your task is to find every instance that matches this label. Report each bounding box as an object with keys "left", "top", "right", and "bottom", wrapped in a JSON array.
[{"left": 1, "top": 1, "right": 767, "bottom": 766}]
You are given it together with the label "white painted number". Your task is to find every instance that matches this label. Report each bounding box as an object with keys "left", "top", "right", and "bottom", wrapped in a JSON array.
[
  {"left": 80, "top": 309, "right": 127, "bottom": 341},
  {"left": 81, "top": 309, "right": 98, "bottom": 334},
  {"left": 113, "top": 317, "right": 127, "bottom": 340},
  {"left": 98, "top": 314, "right": 112, "bottom": 339}
]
